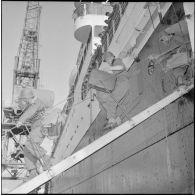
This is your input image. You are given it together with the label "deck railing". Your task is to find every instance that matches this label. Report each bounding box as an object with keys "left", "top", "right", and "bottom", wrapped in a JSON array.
[{"left": 72, "top": 3, "right": 111, "bottom": 22}]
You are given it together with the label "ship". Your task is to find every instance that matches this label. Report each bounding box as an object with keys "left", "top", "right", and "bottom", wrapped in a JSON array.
[{"left": 5, "top": 2, "right": 194, "bottom": 194}]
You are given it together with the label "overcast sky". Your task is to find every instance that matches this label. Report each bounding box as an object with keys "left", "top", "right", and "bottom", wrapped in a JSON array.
[{"left": 2, "top": 1, "right": 81, "bottom": 109}]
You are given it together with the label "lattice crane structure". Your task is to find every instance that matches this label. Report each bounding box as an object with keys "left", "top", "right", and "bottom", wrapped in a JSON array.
[
  {"left": 2, "top": 1, "right": 42, "bottom": 183},
  {"left": 12, "top": 1, "right": 41, "bottom": 103}
]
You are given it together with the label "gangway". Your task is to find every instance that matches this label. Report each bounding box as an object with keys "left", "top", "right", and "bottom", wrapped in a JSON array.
[{"left": 9, "top": 83, "right": 194, "bottom": 194}]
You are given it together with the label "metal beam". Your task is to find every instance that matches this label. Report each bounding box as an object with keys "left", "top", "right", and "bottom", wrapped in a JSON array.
[
  {"left": 9, "top": 84, "right": 194, "bottom": 194},
  {"left": 2, "top": 177, "right": 25, "bottom": 180},
  {"left": 2, "top": 163, "right": 25, "bottom": 166}
]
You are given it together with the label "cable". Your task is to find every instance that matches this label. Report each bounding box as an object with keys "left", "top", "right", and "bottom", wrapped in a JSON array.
[
  {"left": 147, "top": 4, "right": 162, "bottom": 54},
  {"left": 147, "top": 2, "right": 193, "bottom": 77},
  {"left": 171, "top": 3, "right": 189, "bottom": 54}
]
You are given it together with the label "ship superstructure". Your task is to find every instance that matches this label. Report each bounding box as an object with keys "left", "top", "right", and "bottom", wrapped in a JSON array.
[{"left": 9, "top": 2, "right": 194, "bottom": 194}]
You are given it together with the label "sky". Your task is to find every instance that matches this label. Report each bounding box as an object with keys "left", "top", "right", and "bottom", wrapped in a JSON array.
[{"left": 2, "top": 1, "right": 81, "bottom": 109}]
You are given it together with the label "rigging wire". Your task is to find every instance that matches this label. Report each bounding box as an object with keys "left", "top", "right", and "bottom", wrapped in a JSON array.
[
  {"left": 147, "top": 4, "right": 162, "bottom": 54},
  {"left": 171, "top": 3, "right": 189, "bottom": 54},
  {"left": 147, "top": 2, "right": 192, "bottom": 72}
]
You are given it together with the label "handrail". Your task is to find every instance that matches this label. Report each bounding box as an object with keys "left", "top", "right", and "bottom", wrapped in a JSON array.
[
  {"left": 9, "top": 83, "right": 194, "bottom": 194},
  {"left": 72, "top": 3, "right": 111, "bottom": 21}
]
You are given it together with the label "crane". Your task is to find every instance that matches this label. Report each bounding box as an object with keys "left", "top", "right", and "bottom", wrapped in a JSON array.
[
  {"left": 12, "top": 1, "right": 41, "bottom": 103},
  {"left": 2, "top": 1, "right": 42, "bottom": 183}
]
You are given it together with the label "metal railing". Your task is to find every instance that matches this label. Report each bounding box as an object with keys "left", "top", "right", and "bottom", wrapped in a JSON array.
[
  {"left": 112, "top": 5, "right": 120, "bottom": 33},
  {"left": 72, "top": 3, "right": 111, "bottom": 21},
  {"left": 120, "top": 2, "right": 128, "bottom": 15}
]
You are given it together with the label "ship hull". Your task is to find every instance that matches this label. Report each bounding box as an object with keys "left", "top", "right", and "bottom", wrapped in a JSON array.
[
  {"left": 50, "top": 2, "right": 194, "bottom": 193},
  {"left": 51, "top": 122, "right": 194, "bottom": 193}
]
